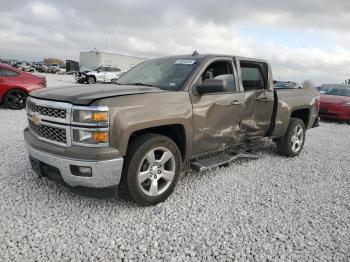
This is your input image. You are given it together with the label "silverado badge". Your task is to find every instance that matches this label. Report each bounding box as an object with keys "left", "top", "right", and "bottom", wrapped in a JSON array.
[{"left": 31, "top": 113, "right": 41, "bottom": 125}]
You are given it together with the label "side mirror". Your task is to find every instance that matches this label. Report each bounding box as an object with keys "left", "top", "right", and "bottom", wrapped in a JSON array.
[{"left": 196, "top": 79, "right": 226, "bottom": 95}]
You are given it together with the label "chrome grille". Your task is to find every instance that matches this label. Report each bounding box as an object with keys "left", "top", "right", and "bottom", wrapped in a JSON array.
[
  {"left": 27, "top": 101, "right": 66, "bottom": 119},
  {"left": 29, "top": 119, "right": 67, "bottom": 144}
]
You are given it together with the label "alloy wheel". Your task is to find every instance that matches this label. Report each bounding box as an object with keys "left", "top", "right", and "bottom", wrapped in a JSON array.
[
  {"left": 290, "top": 124, "right": 304, "bottom": 153},
  {"left": 137, "top": 147, "right": 176, "bottom": 197}
]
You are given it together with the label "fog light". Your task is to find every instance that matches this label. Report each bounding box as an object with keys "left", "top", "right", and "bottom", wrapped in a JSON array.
[{"left": 70, "top": 165, "right": 92, "bottom": 177}]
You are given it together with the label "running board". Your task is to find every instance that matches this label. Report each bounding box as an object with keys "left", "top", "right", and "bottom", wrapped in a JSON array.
[{"left": 190, "top": 151, "right": 259, "bottom": 172}]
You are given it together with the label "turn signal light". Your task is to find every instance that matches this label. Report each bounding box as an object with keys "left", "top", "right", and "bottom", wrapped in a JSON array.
[
  {"left": 92, "top": 131, "right": 109, "bottom": 143},
  {"left": 92, "top": 112, "right": 109, "bottom": 122}
]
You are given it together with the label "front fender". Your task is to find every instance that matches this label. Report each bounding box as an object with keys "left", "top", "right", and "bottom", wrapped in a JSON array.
[{"left": 95, "top": 92, "right": 193, "bottom": 157}]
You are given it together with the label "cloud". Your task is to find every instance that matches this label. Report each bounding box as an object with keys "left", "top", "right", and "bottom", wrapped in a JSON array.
[{"left": 0, "top": 0, "right": 349, "bottom": 83}]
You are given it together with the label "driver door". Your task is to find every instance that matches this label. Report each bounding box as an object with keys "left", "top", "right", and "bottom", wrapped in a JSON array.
[
  {"left": 190, "top": 58, "right": 244, "bottom": 155},
  {"left": 95, "top": 67, "right": 106, "bottom": 82}
]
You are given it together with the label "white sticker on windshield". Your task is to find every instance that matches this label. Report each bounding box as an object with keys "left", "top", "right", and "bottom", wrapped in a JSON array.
[{"left": 175, "top": 59, "right": 196, "bottom": 65}]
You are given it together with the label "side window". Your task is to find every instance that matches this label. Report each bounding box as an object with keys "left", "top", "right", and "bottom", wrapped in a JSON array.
[
  {"left": 201, "top": 61, "right": 235, "bottom": 92},
  {"left": 0, "top": 68, "right": 19, "bottom": 77},
  {"left": 240, "top": 62, "right": 267, "bottom": 91}
]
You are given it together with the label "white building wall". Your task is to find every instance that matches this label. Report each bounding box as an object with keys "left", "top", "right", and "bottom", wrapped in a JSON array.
[
  {"left": 79, "top": 52, "right": 101, "bottom": 71},
  {"left": 79, "top": 51, "right": 146, "bottom": 71}
]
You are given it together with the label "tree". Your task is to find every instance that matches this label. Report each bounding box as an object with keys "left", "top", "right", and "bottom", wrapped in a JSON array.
[{"left": 43, "top": 58, "right": 64, "bottom": 66}]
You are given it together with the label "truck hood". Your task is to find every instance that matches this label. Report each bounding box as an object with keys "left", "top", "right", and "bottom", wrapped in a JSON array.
[{"left": 29, "top": 84, "right": 165, "bottom": 105}]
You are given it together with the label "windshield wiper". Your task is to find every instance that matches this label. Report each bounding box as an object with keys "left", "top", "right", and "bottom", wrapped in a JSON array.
[
  {"left": 124, "top": 82, "right": 157, "bottom": 87},
  {"left": 123, "top": 82, "right": 169, "bottom": 90}
]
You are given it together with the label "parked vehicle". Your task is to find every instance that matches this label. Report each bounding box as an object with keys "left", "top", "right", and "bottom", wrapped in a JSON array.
[
  {"left": 75, "top": 66, "right": 123, "bottom": 84},
  {"left": 318, "top": 84, "right": 350, "bottom": 124},
  {"left": 24, "top": 54, "right": 319, "bottom": 205},
  {"left": 0, "top": 64, "right": 46, "bottom": 109},
  {"left": 33, "top": 63, "right": 48, "bottom": 73},
  {"left": 48, "top": 64, "right": 60, "bottom": 74},
  {"left": 274, "top": 81, "right": 301, "bottom": 89}
]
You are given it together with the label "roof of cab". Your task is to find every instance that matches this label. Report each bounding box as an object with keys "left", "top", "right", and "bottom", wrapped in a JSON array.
[{"left": 152, "top": 54, "right": 268, "bottom": 64}]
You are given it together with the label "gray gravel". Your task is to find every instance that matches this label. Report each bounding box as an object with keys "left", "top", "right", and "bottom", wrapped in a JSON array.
[{"left": 0, "top": 108, "right": 349, "bottom": 261}]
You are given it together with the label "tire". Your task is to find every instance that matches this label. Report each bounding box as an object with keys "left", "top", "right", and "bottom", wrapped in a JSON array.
[
  {"left": 346, "top": 121, "right": 350, "bottom": 125},
  {"left": 87, "top": 76, "right": 96, "bottom": 84},
  {"left": 3, "top": 89, "right": 28, "bottom": 110},
  {"left": 121, "top": 134, "right": 182, "bottom": 206},
  {"left": 276, "top": 118, "right": 306, "bottom": 157}
]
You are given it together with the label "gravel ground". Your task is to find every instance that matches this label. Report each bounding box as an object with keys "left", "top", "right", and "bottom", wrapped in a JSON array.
[{"left": 0, "top": 97, "right": 349, "bottom": 260}]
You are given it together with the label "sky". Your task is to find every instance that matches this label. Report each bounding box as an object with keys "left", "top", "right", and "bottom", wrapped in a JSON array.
[{"left": 1, "top": 0, "right": 350, "bottom": 84}]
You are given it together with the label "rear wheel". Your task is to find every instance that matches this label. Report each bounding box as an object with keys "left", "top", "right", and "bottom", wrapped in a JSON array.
[
  {"left": 121, "top": 134, "right": 182, "bottom": 206},
  {"left": 276, "top": 118, "right": 306, "bottom": 157},
  {"left": 3, "top": 89, "right": 28, "bottom": 110}
]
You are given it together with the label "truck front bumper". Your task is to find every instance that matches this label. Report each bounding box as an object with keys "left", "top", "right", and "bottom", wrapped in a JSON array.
[{"left": 25, "top": 142, "right": 124, "bottom": 188}]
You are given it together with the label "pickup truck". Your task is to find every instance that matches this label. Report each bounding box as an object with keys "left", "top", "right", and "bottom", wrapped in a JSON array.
[{"left": 24, "top": 54, "right": 320, "bottom": 206}]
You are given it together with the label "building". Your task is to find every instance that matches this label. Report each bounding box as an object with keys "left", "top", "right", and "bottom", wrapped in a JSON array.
[{"left": 79, "top": 51, "right": 146, "bottom": 72}]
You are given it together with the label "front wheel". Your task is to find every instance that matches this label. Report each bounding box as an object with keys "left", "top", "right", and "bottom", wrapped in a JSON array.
[
  {"left": 87, "top": 76, "right": 96, "bottom": 84},
  {"left": 276, "top": 118, "right": 306, "bottom": 157},
  {"left": 121, "top": 134, "right": 182, "bottom": 206},
  {"left": 3, "top": 89, "right": 28, "bottom": 110}
]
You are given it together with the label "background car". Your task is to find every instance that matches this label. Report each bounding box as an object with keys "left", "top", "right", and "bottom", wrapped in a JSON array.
[
  {"left": 318, "top": 84, "right": 350, "bottom": 124},
  {"left": 75, "top": 66, "right": 123, "bottom": 84},
  {"left": 273, "top": 81, "right": 301, "bottom": 89},
  {"left": 0, "top": 64, "right": 46, "bottom": 109},
  {"left": 48, "top": 64, "right": 60, "bottom": 73}
]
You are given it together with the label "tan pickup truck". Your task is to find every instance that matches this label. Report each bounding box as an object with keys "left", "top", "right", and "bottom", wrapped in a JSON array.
[{"left": 24, "top": 54, "right": 320, "bottom": 205}]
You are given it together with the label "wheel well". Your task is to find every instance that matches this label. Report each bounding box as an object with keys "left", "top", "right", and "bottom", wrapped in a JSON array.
[
  {"left": 291, "top": 109, "right": 310, "bottom": 127},
  {"left": 128, "top": 125, "right": 186, "bottom": 161},
  {"left": 88, "top": 75, "right": 96, "bottom": 80},
  {"left": 2, "top": 87, "right": 28, "bottom": 104}
]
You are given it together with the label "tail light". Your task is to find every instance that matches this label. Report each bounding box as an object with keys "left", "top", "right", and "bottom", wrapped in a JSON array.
[{"left": 315, "top": 95, "right": 320, "bottom": 112}]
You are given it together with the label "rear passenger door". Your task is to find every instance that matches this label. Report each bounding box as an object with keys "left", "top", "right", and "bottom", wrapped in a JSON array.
[{"left": 238, "top": 60, "right": 274, "bottom": 138}]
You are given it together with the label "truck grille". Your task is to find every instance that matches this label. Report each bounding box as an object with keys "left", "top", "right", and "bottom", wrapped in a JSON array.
[
  {"left": 29, "top": 119, "right": 67, "bottom": 144},
  {"left": 27, "top": 101, "right": 66, "bottom": 119}
]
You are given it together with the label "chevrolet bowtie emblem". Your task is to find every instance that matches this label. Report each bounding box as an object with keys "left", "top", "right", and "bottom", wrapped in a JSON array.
[{"left": 31, "top": 113, "right": 41, "bottom": 125}]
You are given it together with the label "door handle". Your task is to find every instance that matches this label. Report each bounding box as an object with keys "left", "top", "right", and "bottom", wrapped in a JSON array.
[
  {"left": 231, "top": 100, "right": 242, "bottom": 105},
  {"left": 256, "top": 97, "right": 273, "bottom": 102}
]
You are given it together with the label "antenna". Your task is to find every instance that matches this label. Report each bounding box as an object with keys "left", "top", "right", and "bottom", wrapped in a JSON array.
[{"left": 192, "top": 51, "right": 199, "bottom": 56}]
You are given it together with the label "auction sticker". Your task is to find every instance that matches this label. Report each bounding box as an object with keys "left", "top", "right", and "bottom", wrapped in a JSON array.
[{"left": 175, "top": 60, "right": 196, "bottom": 65}]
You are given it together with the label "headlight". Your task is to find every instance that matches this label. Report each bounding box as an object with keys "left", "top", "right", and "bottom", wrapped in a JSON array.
[
  {"left": 71, "top": 106, "right": 109, "bottom": 147},
  {"left": 72, "top": 129, "right": 109, "bottom": 146},
  {"left": 72, "top": 107, "right": 109, "bottom": 124}
]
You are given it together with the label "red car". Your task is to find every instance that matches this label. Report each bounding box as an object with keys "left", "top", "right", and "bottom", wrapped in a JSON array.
[
  {"left": 318, "top": 84, "right": 350, "bottom": 124},
  {"left": 0, "top": 64, "right": 46, "bottom": 109}
]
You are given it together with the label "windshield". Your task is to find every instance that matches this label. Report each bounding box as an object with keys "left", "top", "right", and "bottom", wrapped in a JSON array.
[
  {"left": 319, "top": 86, "right": 350, "bottom": 97},
  {"left": 116, "top": 58, "right": 198, "bottom": 91}
]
